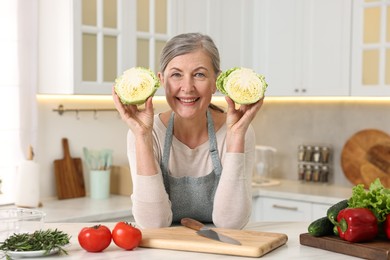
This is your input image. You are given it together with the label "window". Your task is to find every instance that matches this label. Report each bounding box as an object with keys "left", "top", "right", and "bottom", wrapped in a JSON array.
[
  {"left": 0, "top": 1, "right": 19, "bottom": 202},
  {"left": 0, "top": 0, "right": 38, "bottom": 204}
]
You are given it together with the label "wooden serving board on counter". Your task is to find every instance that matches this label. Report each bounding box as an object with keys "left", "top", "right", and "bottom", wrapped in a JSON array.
[
  {"left": 140, "top": 226, "right": 288, "bottom": 257},
  {"left": 341, "top": 129, "right": 390, "bottom": 188},
  {"left": 300, "top": 233, "right": 390, "bottom": 260}
]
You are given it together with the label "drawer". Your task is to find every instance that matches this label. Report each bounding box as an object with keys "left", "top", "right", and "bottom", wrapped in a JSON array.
[
  {"left": 311, "top": 203, "right": 332, "bottom": 220},
  {"left": 261, "top": 197, "right": 312, "bottom": 221}
]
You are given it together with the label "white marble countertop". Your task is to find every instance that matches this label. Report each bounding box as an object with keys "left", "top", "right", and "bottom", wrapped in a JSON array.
[
  {"left": 1, "top": 179, "right": 354, "bottom": 223},
  {"left": 6, "top": 221, "right": 360, "bottom": 260},
  {"left": 37, "top": 195, "right": 132, "bottom": 223},
  {"left": 252, "top": 179, "right": 353, "bottom": 204},
  {"left": 41, "top": 180, "right": 352, "bottom": 222}
]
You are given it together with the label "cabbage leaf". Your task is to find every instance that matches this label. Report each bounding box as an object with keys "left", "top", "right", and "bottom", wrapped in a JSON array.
[
  {"left": 216, "top": 67, "right": 268, "bottom": 104},
  {"left": 348, "top": 178, "right": 390, "bottom": 222},
  {"left": 114, "top": 67, "right": 160, "bottom": 105}
]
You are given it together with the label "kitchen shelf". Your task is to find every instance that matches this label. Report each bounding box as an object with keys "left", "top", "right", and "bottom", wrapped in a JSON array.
[{"left": 53, "top": 104, "right": 117, "bottom": 119}]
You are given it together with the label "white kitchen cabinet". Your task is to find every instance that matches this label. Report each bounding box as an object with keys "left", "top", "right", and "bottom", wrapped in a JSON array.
[
  {"left": 251, "top": 196, "right": 332, "bottom": 222},
  {"left": 253, "top": 0, "right": 352, "bottom": 96},
  {"left": 38, "top": 0, "right": 366, "bottom": 97},
  {"left": 124, "top": 0, "right": 245, "bottom": 80},
  {"left": 350, "top": 0, "right": 390, "bottom": 96},
  {"left": 172, "top": 0, "right": 254, "bottom": 71},
  {"left": 38, "top": 0, "right": 135, "bottom": 94},
  {"left": 311, "top": 202, "right": 332, "bottom": 220}
]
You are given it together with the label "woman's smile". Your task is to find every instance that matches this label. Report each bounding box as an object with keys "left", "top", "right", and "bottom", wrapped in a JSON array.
[{"left": 176, "top": 97, "right": 200, "bottom": 104}]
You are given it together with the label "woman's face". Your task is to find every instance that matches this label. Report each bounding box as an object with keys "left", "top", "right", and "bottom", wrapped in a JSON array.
[{"left": 158, "top": 50, "right": 217, "bottom": 120}]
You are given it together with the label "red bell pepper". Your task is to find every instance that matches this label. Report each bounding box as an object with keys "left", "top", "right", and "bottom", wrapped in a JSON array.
[
  {"left": 336, "top": 208, "right": 378, "bottom": 243},
  {"left": 385, "top": 214, "right": 390, "bottom": 239}
]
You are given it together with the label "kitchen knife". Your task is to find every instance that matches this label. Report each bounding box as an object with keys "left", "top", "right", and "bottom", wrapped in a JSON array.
[{"left": 180, "top": 218, "right": 241, "bottom": 245}]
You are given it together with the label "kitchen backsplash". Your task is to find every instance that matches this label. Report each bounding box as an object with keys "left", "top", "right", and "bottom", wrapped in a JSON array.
[{"left": 37, "top": 96, "right": 390, "bottom": 198}]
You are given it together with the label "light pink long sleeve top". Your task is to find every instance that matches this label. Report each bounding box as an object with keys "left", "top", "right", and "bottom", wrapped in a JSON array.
[{"left": 127, "top": 114, "right": 256, "bottom": 229}]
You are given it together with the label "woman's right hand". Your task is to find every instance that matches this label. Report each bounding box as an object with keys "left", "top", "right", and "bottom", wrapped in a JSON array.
[{"left": 112, "top": 86, "right": 155, "bottom": 136}]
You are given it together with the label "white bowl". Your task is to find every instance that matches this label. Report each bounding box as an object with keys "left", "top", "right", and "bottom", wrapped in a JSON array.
[{"left": 0, "top": 208, "right": 46, "bottom": 242}]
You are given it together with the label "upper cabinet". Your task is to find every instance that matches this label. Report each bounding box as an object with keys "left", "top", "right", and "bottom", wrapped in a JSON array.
[
  {"left": 170, "top": 0, "right": 253, "bottom": 71},
  {"left": 38, "top": 0, "right": 135, "bottom": 94},
  {"left": 253, "top": 0, "right": 352, "bottom": 96},
  {"left": 133, "top": 0, "right": 169, "bottom": 96},
  {"left": 351, "top": 0, "right": 390, "bottom": 96},
  {"left": 38, "top": 0, "right": 389, "bottom": 96},
  {"left": 134, "top": 0, "right": 169, "bottom": 74}
]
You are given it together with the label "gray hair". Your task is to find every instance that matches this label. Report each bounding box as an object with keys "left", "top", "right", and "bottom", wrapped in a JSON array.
[{"left": 159, "top": 33, "right": 220, "bottom": 76}]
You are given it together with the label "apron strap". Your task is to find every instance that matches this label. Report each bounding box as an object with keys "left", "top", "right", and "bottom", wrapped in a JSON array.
[
  {"left": 161, "top": 112, "right": 175, "bottom": 175},
  {"left": 206, "top": 109, "right": 222, "bottom": 176}
]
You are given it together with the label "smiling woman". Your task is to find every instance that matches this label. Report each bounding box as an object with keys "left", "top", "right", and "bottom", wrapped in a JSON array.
[
  {"left": 113, "top": 33, "right": 264, "bottom": 230},
  {"left": 0, "top": 0, "right": 38, "bottom": 202}
]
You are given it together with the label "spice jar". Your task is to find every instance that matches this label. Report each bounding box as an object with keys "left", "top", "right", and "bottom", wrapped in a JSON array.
[
  {"left": 320, "top": 165, "right": 329, "bottom": 182},
  {"left": 321, "top": 146, "right": 330, "bottom": 164},
  {"left": 313, "top": 146, "right": 321, "bottom": 163},
  {"left": 298, "top": 164, "right": 305, "bottom": 180},
  {"left": 304, "top": 146, "right": 313, "bottom": 162},
  {"left": 312, "top": 165, "right": 321, "bottom": 182},
  {"left": 305, "top": 165, "right": 312, "bottom": 182},
  {"left": 298, "top": 145, "right": 306, "bottom": 161}
]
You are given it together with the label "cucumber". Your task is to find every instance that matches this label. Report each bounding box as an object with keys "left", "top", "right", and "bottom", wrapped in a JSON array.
[
  {"left": 308, "top": 216, "right": 334, "bottom": 237},
  {"left": 326, "top": 199, "right": 349, "bottom": 225}
]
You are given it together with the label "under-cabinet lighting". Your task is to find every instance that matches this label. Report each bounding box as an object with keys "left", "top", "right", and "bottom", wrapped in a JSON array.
[
  {"left": 37, "top": 94, "right": 167, "bottom": 102},
  {"left": 37, "top": 95, "right": 390, "bottom": 103},
  {"left": 263, "top": 97, "right": 390, "bottom": 104}
]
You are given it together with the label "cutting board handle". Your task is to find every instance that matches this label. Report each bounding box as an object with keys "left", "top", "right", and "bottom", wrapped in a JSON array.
[
  {"left": 181, "top": 218, "right": 204, "bottom": 231},
  {"left": 62, "top": 138, "right": 71, "bottom": 159}
]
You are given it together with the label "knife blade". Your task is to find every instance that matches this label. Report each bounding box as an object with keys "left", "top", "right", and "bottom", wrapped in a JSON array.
[{"left": 180, "top": 218, "right": 241, "bottom": 245}]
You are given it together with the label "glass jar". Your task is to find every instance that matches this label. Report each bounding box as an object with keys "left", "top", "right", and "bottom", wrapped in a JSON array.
[
  {"left": 305, "top": 165, "right": 312, "bottom": 182},
  {"left": 321, "top": 146, "right": 330, "bottom": 164},
  {"left": 298, "top": 145, "right": 306, "bottom": 161},
  {"left": 304, "top": 146, "right": 313, "bottom": 162},
  {"left": 312, "top": 165, "right": 321, "bottom": 182},
  {"left": 313, "top": 146, "right": 321, "bottom": 163}
]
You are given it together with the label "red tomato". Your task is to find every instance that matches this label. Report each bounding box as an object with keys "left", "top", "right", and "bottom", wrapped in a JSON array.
[
  {"left": 112, "top": 222, "right": 142, "bottom": 250},
  {"left": 78, "top": 225, "right": 112, "bottom": 252}
]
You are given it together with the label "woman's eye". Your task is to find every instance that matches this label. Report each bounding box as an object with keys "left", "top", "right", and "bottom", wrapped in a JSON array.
[
  {"left": 194, "top": 72, "right": 205, "bottom": 78},
  {"left": 171, "top": 72, "right": 182, "bottom": 78}
]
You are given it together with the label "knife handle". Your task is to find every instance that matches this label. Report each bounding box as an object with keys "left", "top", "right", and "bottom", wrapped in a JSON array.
[{"left": 181, "top": 218, "right": 204, "bottom": 231}]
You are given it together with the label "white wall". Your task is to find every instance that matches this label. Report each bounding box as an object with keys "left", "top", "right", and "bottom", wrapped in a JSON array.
[
  {"left": 37, "top": 96, "right": 128, "bottom": 198},
  {"left": 252, "top": 99, "right": 390, "bottom": 187},
  {"left": 37, "top": 96, "right": 390, "bottom": 198}
]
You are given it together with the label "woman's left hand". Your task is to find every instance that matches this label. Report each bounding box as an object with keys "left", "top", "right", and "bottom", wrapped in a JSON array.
[{"left": 225, "top": 96, "right": 263, "bottom": 152}]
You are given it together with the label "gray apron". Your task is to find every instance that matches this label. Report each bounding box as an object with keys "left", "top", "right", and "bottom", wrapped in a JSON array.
[{"left": 160, "top": 110, "right": 222, "bottom": 223}]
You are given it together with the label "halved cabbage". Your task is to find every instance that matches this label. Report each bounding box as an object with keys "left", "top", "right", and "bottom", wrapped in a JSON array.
[
  {"left": 114, "top": 67, "right": 160, "bottom": 105},
  {"left": 216, "top": 67, "right": 268, "bottom": 104}
]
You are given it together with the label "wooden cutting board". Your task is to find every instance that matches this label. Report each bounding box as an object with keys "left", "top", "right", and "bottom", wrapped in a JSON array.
[
  {"left": 300, "top": 233, "right": 390, "bottom": 260},
  {"left": 54, "top": 138, "right": 86, "bottom": 199},
  {"left": 139, "top": 226, "right": 288, "bottom": 257},
  {"left": 341, "top": 129, "right": 390, "bottom": 188}
]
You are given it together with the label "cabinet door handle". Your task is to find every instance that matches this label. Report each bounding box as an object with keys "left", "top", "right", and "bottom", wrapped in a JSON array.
[{"left": 272, "top": 204, "right": 298, "bottom": 211}]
